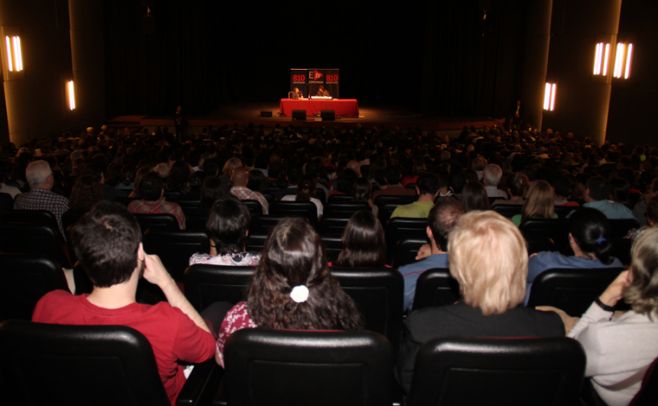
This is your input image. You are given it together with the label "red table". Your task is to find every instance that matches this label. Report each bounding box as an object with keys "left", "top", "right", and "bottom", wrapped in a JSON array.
[{"left": 280, "top": 98, "right": 359, "bottom": 118}]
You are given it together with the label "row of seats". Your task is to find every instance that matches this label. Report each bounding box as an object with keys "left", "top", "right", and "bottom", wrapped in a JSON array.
[{"left": 3, "top": 318, "right": 655, "bottom": 405}]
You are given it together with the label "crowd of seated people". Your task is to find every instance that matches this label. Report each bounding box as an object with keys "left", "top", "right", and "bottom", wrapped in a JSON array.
[{"left": 2, "top": 121, "right": 658, "bottom": 404}]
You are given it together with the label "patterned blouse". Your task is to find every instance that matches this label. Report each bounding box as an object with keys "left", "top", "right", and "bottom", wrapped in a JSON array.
[
  {"left": 188, "top": 252, "right": 260, "bottom": 267},
  {"left": 216, "top": 301, "right": 257, "bottom": 366}
]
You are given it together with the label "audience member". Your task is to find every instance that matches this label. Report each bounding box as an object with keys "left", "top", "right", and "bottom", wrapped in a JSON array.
[
  {"left": 230, "top": 166, "right": 269, "bottom": 215},
  {"left": 483, "top": 163, "right": 508, "bottom": 199},
  {"left": 460, "top": 181, "right": 490, "bottom": 212},
  {"left": 127, "top": 172, "right": 186, "bottom": 230},
  {"left": 215, "top": 218, "right": 363, "bottom": 366},
  {"left": 511, "top": 180, "right": 557, "bottom": 226},
  {"left": 398, "top": 198, "right": 464, "bottom": 311},
  {"left": 14, "top": 159, "right": 70, "bottom": 237},
  {"left": 390, "top": 173, "right": 438, "bottom": 219},
  {"left": 583, "top": 175, "right": 636, "bottom": 220},
  {"left": 32, "top": 201, "right": 215, "bottom": 405},
  {"left": 335, "top": 210, "right": 387, "bottom": 268},
  {"left": 527, "top": 207, "right": 623, "bottom": 301},
  {"left": 189, "top": 197, "right": 260, "bottom": 266},
  {"left": 568, "top": 227, "right": 658, "bottom": 405},
  {"left": 397, "top": 211, "right": 563, "bottom": 393}
]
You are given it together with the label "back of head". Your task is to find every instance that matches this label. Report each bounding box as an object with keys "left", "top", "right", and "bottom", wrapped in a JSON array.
[
  {"left": 71, "top": 201, "right": 141, "bottom": 288},
  {"left": 383, "top": 166, "right": 402, "bottom": 186},
  {"left": 428, "top": 198, "right": 465, "bottom": 249},
  {"left": 569, "top": 207, "right": 613, "bottom": 264},
  {"left": 417, "top": 173, "right": 439, "bottom": 196},
  {"left": 483, "top": 163, "right": 503, "bottom": 187},
  {"left": 137, "top": 172, "right": 164, "bottom": 201},
  {"left": 353, "top": 178, "right": 371, "bottom": 202},
  {"left": 231, "top": 166, "right": 250, "bottom": 187},
  {"left": 461, "top": 182, "right": 490, "bottom": 212},
  {"left": 70, "top": 173, "right": 104, "bottom": 211},
  {"left": 625, "top": 227, "right": 658, "bottom": 316},
  {"left": 522, "top": 180, "right": 555, "bottom": 219},
  {"left": 206, "top": 197, "right": 251, "bottom": 254},
  {"left": 201, "top": 176, "right": 230, "bottom": 209},
  {"left": 248, "top": 218, "right": 361, "bottom": 330},
  {"left": 25, "top": 160, "right": 52, "bottom": 190},
  {"left": 586, "top": 176, "right": 610, "bottom": 201},
  {"left": 336, "top": 210, "right": 386, "bottom": 267},
  {"left": 222, "top": 157, "right": 243, "bottom": 178},
  {"left": 508, "top": 172, "right": 530, "bottom": 198},
  {"left": 448, "top": 210, "right": 527, "bottom": 315}
]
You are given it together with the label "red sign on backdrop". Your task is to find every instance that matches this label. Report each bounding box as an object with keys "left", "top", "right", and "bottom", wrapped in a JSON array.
[{"left": 309, "top": 70, "right": 324, "bottom": 80}]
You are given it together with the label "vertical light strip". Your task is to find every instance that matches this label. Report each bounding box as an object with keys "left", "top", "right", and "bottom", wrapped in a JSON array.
[
  {"left": 5, "top": 36, "right": 13, "bottom": 72},
  {"left": 593, "top": 43, "right": 603, "bottom": 75},
  {"left": 66, "top": 80, "right": 76, "bottom": 110},
  {"left": 12, "top": 36, "right": 22, "bottom": 71},
  {"left": 624, "top": 44, "right": 633, "bottom": 79},
  {"left": 543, "top": 82, "right": 556, "bottom": 111},
  {"left": 602, "top": 43, "right": 610, "bottom": 76},
  {"left": 613, "top": 43, "right": 625, "bottom": 78}
]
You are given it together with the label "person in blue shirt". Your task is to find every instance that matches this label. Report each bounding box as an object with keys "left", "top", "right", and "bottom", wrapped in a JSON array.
[
  {"left": 527, "top": 207, "right": 623, "bottom": 302},
  {"left": 398, "top": 197, "right": 464, "bottom": 311}
]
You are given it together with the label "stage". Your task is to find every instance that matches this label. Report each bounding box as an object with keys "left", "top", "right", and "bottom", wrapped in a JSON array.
[{"left": 108, "top": 102, "right": 504, "bottom": 132}]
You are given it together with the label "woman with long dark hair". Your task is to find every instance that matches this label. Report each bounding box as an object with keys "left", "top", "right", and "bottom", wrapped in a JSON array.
[
  {"left": 215, "top": 218, "right": 363, "bottom": 365},
  {"left": 335, "top": 210, "right": 387, "bottom": 268}
]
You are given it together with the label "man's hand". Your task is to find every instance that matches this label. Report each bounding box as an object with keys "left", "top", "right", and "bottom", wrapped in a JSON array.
[{"left": 143, "top": 254, "right": 174, "bottom": 289}]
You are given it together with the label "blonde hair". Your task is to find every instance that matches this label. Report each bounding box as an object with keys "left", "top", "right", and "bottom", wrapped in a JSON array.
[
  {"left": 522, "top": 180, "right": 555, "bottom": 220},
  {"left": 448, "top": 210, "right": 527, "bottom": 315},
  {"left": 624, "top": 227, "right": 658, "bottom": 317}
]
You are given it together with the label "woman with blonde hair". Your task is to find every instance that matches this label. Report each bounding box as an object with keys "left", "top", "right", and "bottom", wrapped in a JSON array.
[
  {"left": 568, "top": 227, "right": 658, "bottom": 405},
  {"left": 397, "top": 210, "right": 563, "bottom": 392},
  {"left": 512, "top": 180, "right": 556, "bottom": 226}
]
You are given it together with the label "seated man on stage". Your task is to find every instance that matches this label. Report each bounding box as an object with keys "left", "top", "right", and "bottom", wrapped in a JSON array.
[
  {"left": 315, "top": 85, "right": 331, "bottom": 97},
  {"left": 289, "top": 87, "right": 304, "bottom": 99}
]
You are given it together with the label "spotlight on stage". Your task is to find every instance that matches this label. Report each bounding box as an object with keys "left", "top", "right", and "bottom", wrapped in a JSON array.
[
  {"left": 321, "top": 110, "right": 335, "bottom": 121},
  {"left": 292, "top": 110, "right": 306, "bottom": 121}
]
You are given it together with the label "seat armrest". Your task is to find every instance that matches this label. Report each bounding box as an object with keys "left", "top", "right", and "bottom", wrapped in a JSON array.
[{"left": 177, "top": 360, "right": 223, "bottom": 406}]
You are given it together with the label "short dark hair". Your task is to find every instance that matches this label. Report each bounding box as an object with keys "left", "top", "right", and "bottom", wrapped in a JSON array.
[
  {"left": 461, "top": 181, "right": 490, "bottom": 212},
  {"left": 569, "top": 207, "right": 613, "bottom": 264},
  {"left": 71, "top": 201, "right": 142, "bottom": 288},
  {"left": 248, "top": 218, "right": 362, "bottom": 330},
  {"left": 417, "top": 173, "right": 439, "bottom": 196},
  {"left": 428, "top": 198, "right": 464, "bottom": 249},
  {"left": 206, "top": 197, "right": 251, "bottom": 254},
  {"left": 336, "top": 210, "right": 386, "bottom": 267},
  {"left": 586, "top": 176, "right": 610, "bottom": 201},
  {"left": 137, "top": 172, "right": 165, "bottom": 201}
]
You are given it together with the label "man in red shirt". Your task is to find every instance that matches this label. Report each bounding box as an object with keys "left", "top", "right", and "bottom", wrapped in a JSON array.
[{"left": 32, "top": 201, "right": 215, "bottom": 405}]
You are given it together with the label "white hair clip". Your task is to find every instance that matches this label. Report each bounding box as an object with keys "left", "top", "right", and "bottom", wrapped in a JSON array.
[{"left": 290, "top": 285, "right": 310, "bottom": 303}]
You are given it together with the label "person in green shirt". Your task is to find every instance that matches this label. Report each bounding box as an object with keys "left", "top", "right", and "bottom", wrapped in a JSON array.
[{"left": 390, "top": 173, "right": 438, "bottom": 219}]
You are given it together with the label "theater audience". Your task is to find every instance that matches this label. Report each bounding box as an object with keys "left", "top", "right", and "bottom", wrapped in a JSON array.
[
  {"left": 335, "top": 210, "right": 387, "bottom": 268},
  {"left": 399, "top": 198, "right": 464, "bottom": 311},
  {"left": 215, "top": 218, "right": 363, "bottom": 366},
  {"left": 397, "top": 211, "right": 563, "bottom": 392},
  {"left": 527, "top": 208, "right": 623, "bottom": 300},
  {"left": 189, "top": 197, "right": 260, "bottom": 266},
  {"left": 568, "top": 227, "right": 658, "bottom": 405},
  {"left": 280, "top": 178, "right": 323, "bottom": 219},
  {"left": 128, "top": 172, "right": 186, "bottom": 230}
]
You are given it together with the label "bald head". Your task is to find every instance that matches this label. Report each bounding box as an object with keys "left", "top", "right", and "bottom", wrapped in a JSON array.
[
  {"left": 231, "top": 166, "right": 250, "bottom": 187},
  {"left": 26, "top": 160, "right": 53, "bottom": 190}
]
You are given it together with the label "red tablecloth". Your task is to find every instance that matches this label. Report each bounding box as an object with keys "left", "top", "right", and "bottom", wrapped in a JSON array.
[{"left": 280, "top": 99, "right": 359, "bottom": 118}]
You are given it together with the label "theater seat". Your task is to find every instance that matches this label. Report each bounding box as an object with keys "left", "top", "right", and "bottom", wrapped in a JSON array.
[
  {"left": 406, "top": 337, "right": 585, "bottom": 406},
  {"left": 412, "top": 268, "right": 460, "bottom": 310},
  {"left": 135, "top": 213, "right": 181, "bottom": 233},
  {"left": 527, "top": 267, "right": 625, "bottom": 316},
  {"left": 0, "top": 253, "right": 69, "bottom": 320},
  {"left": 0, "top": 320, "right": 219, "bottom": 406},
  {"left": 183, "top": 264, "right": 255, "bottom": 311},
  {"left": 220, "top": 328, "right": 393, "bottom": 406}
]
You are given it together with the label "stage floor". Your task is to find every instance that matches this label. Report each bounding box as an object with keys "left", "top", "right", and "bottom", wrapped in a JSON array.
[{"left": 108, "top": 102, "right": 504, "bottom": 132}]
